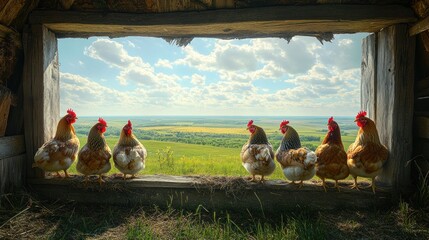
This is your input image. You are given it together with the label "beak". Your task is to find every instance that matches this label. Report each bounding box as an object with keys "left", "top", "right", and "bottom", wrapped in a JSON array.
[
  {"left": 354, "top": 119, "right": 357, "bottom": 122},
  {"left": 246, "top": 127, "right": 249, "bottom": 130},
  {"left": 75, "top": 117, "right": 78, "bottom": 119}
]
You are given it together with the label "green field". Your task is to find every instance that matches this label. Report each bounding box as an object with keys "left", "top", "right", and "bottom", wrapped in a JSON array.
[{"left": 70, "top": 116, "right": 358, "bottom": 180}]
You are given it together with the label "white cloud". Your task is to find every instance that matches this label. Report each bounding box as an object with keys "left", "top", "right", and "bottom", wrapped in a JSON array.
[
  {"left": 155, "top": 59, "right": 173, "bottom": 69},
  {"left": 63, "top": 34, "right": 366, "bottom": 116},
  {"left": 191, "top": 74, "right": 205, "bottom": 85}
]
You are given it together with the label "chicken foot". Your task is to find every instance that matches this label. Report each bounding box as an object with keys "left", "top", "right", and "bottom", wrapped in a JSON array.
[
  {"left": 321, "top": 178, "right": 327, "bottom": 192},
  {"left": 350, "top": 176, "right": 361, "bottom": 191},
  {"left": 98, "top": 175, "right": 105, "bottom": 185},
  {"left": 259, "top": 175, "right": 265, "bottom": 183}
]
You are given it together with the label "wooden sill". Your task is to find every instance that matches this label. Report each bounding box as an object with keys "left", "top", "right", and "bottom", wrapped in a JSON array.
[{"left": 28, "top": 175, "right": 392, "bottom": 212}]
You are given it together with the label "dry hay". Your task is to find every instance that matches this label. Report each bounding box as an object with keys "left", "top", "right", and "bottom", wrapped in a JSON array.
[
  {"left": 192, "top": 175, "right": 252, "bottom": 198},
  {"left": 0, "top": 27, "right": 21, "bottom": 86}
]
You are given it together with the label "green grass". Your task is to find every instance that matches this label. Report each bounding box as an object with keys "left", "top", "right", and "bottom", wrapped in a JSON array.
[
  {"left": 70, "top": 116, "right": 358, "bottom": 180},
  {"left": 70, "top": 136, "right": 287, "bottom": 179},
  {"left": 1, "top": 193, "right": 428, "bottom": 240}
]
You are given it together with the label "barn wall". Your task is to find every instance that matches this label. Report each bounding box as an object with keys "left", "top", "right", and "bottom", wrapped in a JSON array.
[
  {"left": 0, "top": 0, "right": 38, "bottom": 193},
  {"left": 410, "top": 0, "right": 429, "bottom": 186},
  {"left": 361, "top": 24, "right": 415, "bottom": 196}
]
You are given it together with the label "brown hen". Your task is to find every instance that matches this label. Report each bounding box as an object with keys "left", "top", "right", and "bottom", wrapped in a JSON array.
[
  {"left": 77, "top": 118, "right": 112, "bottom": 185},
  {"left": 315, "top": 117, "right": 349, "bottom": 191},
  {"left": 347, "top": 111, "right": 388, "bottom": 193}
]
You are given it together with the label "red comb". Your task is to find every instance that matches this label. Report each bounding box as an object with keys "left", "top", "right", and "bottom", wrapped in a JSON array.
[
  {"left": 67, "top": 109, "right": 76, "bottom": 118},
  {"left": 98, "top": 118, "right": 107, "bottom": 126},
  {"left": 328, "top": 116, "right": 334, "bottom": 124},
  {"left": 127, "top": 120, "right": 132, "bottom": 128},
  {"left": 247, "top": 120, "right": 254, "bottom": 127},
  {"left": 280, "top": 120, "right": 289, "bottom": 127},
  {"left": 356, "top": 111, "right": 367, "bottom": 119}
]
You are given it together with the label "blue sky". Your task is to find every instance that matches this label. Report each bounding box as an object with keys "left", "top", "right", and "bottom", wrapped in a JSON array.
[{"left": 58, "top": 34, "right": 367, "bottom": 116}]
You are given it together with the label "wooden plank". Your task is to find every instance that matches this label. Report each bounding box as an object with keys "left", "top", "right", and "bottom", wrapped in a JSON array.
[
  {"left": 0, "top": 86, "right": 11, "bottom": 137},
  {"left": 361, "top": 33, "right": 377, "bottom": 120},
  {"left": 0, "top": 154, "right": 25, "bottom": 194},
  {"left": 411, "top": 0, "right": 429, "bottom": 18},
  {"left": 415, "top": 116, "right": 429, "bottom": 139},
  {"left": 36, "top": 0, "right": 411, "bottom": 12},
  {"left": 0, "top": 0, "right": 26, "bottom": 26},
  {"left": 28, "top": 176, "right": 392, "bottom": 211},
  {"left": 23, "top": 24, "right": 60, "bottom": 179},
  {"left": 28, "top": 5, "right": 416, "bottom": 38},
  {"left": 0, "top": 135, "right": 25, "bottom": 160},
  {"left": 376, "top": 24, "right": 415, "bottom": 196},
  {"left": 410, "top": 15, "right": 429, "bottom": 36}
]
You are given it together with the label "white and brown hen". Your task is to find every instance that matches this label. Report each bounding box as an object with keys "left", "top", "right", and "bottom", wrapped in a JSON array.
[
  {"left": 33, "top": 109, "right": 80, "bottom": 178},
  {"left": 276, "top": 120, "right": 317, "bottom": 187},
  {"left": 240, "top": 120, "right": 275, "bottom": 183},
  {"left": 77, "top": 118, "right": 112, "bottom": 185},
  {"left": 113, "top": 120, "right": 147, "bottom": 179}
]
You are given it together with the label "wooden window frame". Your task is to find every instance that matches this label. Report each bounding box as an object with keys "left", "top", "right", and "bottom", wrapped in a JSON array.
[{"left": 22, "top": 6, "right": 415, "bottom": 208}]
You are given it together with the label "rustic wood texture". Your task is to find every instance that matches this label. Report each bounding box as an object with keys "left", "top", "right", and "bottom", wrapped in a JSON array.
[
  {"left": 28, "top": 5, "right": 416, "bottom": 38},
  {"left": 412, "top": 0, "right": 429, "bottom": 18},
  {"left": 0, "top": 0, "right": 26, "bottom": 26},
  {"left": 0, "top": 135, "right": 25, "bottom": 160},
  {"left": 36, "top": 0, "right": 411, "bottom": 13},
  {"left": 0, "top": 154, "right": 26, "bottom": 193},
  {"left": 361, "top": 33, "right": 377, "bottom": 120},
  {"left": 415, "top": 116, "right": 429, "bottom": 139},
  {"left": 28, "top": 176, "right": 392, "bottom": 211},
  {"left": 410, "top": 15, "right": 429, "bottom": 36},
  {"left": 0, "top": 0, "right": 39, "bottom": 31},
  {"left": 23, "top": 24, "right": 59, "bottom": 179},
  {"left": 375, "top": 24, "right": 415, "bottom": 196},
  {"left": 0, "top": 86, "right": 12, "bottom": 136}
]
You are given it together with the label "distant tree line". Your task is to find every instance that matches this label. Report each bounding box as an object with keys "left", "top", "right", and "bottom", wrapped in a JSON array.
[{"left": 75, "top": 125, "right": 320, "bottom": 150}]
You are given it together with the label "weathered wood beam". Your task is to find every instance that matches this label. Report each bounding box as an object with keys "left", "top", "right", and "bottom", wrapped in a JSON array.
[
  {"left": 376, "top": 24, "right": 415, "bottom": 197},
  {"left": 29, "top": 5, "right": 416, "bottom": 38},
  {"left": 0, "top": 154, "right": 26, "bottom": 194},
  {"left": 22, "top": 24, "right": 59, "bottom": 178},
  {"left": 0, "top": 135, "right": 25, "bottom": 160},
  {"left": 361, "top": 33, "right": 377, "bottom": 120},
  {"left": 0, "top": 0, "right": 26, "bottom": 26},
  {"left": 0, "top": 86, "right": 12, "bottom": 137},
  {"left": 410, "top": 15, "right": 429, "bottom": 36},
  {"left": 28, "top": 176, "right": 392, "bottom": 211}
]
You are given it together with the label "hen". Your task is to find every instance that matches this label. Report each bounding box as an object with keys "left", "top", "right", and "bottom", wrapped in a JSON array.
[
  {"left": 77, "top": 118, "right": 112, "bottom": 185},
  {"left": 33, "top": 109, "right": 80, "bottom": 178},
  {"left": 276, "top": 120, "right": 317, "bottom": 187},
  {"left": 347, "top": 111, "right": 388, "bottom": 193},
  {"left": 240, "top": 120, "right": 275, "bottom": 183},
  {"left": 315, "top": 117, "right": 349, "bottom": 191},
  {"left": 113, "top": 120, "right": 147, "bottom": 179}
]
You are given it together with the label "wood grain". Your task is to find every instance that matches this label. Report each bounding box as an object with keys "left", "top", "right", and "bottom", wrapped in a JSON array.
[
  {"left": 28, "top": 176, "right": 392, "bottom": 211},
  {"left": 361, "top": 33, "right": 377, "bottom": 120},
  {"left": 410, "top": 15, "right": 429, "bottom": 36},
  {"left": 375, "top": 24, "right": 415, "bottom": 197},
  {"left": 0, "top": 86, "right": 12, "bottom": 137},
  {"left": 28, "top": 5, "right": 416, "bottom": 38},
  {"left": 0, "top": 135, "right": 25, "bottom": 160},
  {"left": 0, "top": 154, "right": 25, "bottom": 194},
  {"left": 23, "top": 24, "right": 59, "bottom": 179}
]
